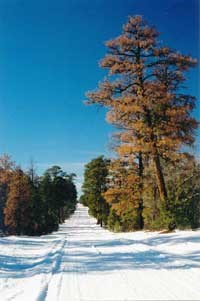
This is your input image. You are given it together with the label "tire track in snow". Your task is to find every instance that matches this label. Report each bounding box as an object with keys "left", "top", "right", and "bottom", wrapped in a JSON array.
[
  {"left": 1, "top": 240, "right": 64, "bottom": 301},
  {"left": 36, "top": 237, "right": 67, "bottom": 301},
  {"left": 65, "top": 207, "right": 86, "bottom": 301},
  {"left": 45, "top": 210, "right": 83, "bottom": 301}
]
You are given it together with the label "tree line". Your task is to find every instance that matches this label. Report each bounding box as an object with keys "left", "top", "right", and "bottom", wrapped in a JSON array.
[
  {"left": 80, "top": 156, "right": 200, "bottom": 231},
  {"left": 80, "top": 16, "right": 200, "bottom": 231},
  {"left": 0, "top": 154, "right": 77, "bottom": 236}
]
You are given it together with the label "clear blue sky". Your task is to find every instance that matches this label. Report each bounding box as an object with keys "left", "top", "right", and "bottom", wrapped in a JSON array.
[{"left": 0, "top": 0, "right": 199, "bottom": 194}]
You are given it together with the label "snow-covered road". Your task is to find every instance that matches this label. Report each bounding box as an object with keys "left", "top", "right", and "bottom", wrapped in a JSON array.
[{"left": 0, "top": 204, "right": 200, "bottom": 301}]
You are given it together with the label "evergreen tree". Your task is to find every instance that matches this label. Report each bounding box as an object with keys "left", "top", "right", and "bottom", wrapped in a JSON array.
[
  {"left": 143, "top": 156, "right": 200, "bottom": 230},
  {"left": 165, "top": 157, "right": 200, "bottom": 229},
  {"left": 39, "top": 166, "right": 77, "bottom": 233},
  {"left": 63, "top": 174, "right": 77, "bottom": 218},
  {"left": 81, "top": 156, "right": 110, "bottom": 227},
  {"left": 39, "top": 172, "right": 59, "bottom": 233},
  {"left": 86, "top": 15, "right": 198, "bottom": 229}
]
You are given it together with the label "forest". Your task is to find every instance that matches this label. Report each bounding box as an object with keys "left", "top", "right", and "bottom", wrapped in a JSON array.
[
  {"left": 80, "top": 16, "right": 200, "bottom": 232},
  {"left": 0, "top": 154, "right": 77, "bottom": 236}
]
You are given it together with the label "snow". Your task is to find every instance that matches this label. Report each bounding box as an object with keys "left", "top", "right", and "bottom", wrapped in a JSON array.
[{"left": 0, "top": 204, "right": 200, "bottom": 301}]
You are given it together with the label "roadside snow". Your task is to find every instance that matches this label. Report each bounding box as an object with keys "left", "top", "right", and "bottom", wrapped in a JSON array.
[{"left": 0, "top": 204, "right": 199, "bottom": 300}]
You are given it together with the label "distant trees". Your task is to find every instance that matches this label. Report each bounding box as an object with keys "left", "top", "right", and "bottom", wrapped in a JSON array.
[
  {"left": 39, "top": 166, "right": 77, "bottom": 233},
  {"left": 84, "top": 16, "right": 199, "bottom": 231},
  {"left": 0, "top": 155, "right": 77, "bottom": 236}
]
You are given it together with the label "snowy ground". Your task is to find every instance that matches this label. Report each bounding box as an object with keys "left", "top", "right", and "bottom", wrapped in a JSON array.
[{"left": 0, "top": 204, "right": 200, "bottom": 301}]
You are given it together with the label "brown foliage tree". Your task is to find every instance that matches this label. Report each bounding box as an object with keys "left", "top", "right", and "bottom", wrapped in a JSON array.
[
  {"left": 4, "top": 168, "right": 31, "bottom": 235},
  {"left": 86, "top": 16, "right": 197, "bottom": 207},
  {"left": 104, "top": 158, "right": 144, "bottom": 229},
  {"left": 0, "top": 154, "right": 15, "bottom": 231}
]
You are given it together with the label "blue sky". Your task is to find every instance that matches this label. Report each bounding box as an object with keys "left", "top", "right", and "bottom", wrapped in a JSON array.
[{"left": 0, "top": 0, "right": 199, "bottom": 194}]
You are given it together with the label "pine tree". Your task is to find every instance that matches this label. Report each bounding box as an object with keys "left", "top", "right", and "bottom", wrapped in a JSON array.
[
  {"left": 165, "top": 156, "right": 200, "bottom": 229},
  {"left": 39, "top": 172, "right": 58, "bottom": 233},
  {"left": 86, "top": 15, "right": 197, "bottom": 214},
  {"left": 81, "top": 156, "right": 110, "bottom": 227},
  {"left": 63, "top": 174, "right": 77, "bottom": 219},
  {"left": 39, "top": 166, "right": 77, "bottom": 233}
]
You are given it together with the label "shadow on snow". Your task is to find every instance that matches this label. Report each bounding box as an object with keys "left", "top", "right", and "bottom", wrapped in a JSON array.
[{"left": 0, "top": 230, "right": 199, "bottom": 279}]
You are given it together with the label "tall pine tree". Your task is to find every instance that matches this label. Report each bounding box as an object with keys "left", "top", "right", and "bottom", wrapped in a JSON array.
[{"left": 86, "top": 16, "right": 197, "bottom": 221}]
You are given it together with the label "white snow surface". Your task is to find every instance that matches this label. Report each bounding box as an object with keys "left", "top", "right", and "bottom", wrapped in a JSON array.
[{"left": 0, "top": 204, "right": 200, "bottom": 301}]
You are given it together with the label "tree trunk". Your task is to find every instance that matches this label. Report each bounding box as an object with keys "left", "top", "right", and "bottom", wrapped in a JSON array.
[
  {"left": 138, "top": 152, "right": 144, "bottom": 229},
  {"left": 152, "top": 150, "right": 168, "bottom": 202},
  {"left": 152, "top": 185, "right": 158, "bottom": 220},
  {"left": 144, "top": 108, "right": 168, "bottom": 204}
]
